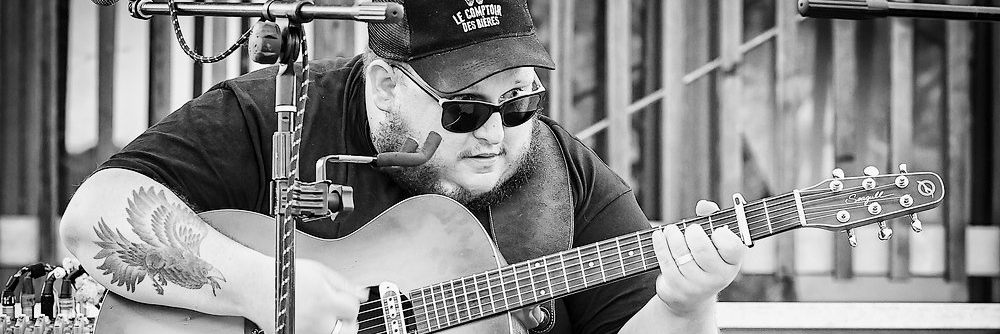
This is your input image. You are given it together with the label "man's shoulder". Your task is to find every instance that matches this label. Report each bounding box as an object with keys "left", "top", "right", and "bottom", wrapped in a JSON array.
[{"left": 215, "top": 55, "right": 364, "bottom": 91}]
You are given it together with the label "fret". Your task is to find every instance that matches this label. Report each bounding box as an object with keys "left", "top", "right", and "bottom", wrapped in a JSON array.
[
  {"left": 457, "top": 277, "right": 471, "bottom": 321},
  {"left": 492, "top": 270, "right": 506, "bottom": 313},
  {"left": 708, "top": 215, "right": 714, "bottom": 231},
  {"left": 443, "top": 280, "right": 458, "bottom": 325},
  {"left": 433, "top": 283, "right": 448, "bottom": 328},
  {"left": 513, "top": 262, "right": 533, "bottom": 306},
  {"left": 529, "top": 259, "right": 551, "bottom": 301},
  {"left": 614, "top": 239, "right": 627, "bottom": 278},
  {"left": 415, "top": 290, "right": 432, "bottom": 333},
  {"left": 635, "top": 233, "right": 648, "bottom": 271},
  {"left": 642, "top": 232, "right": 658, "bottom": 268},
  {"left": 471, "top": 274, "right": 484, "bottom": 318},
  {"left": 580, "top": 245, "right": 603, "bottom": 287},
  {"left": 558, "top": 253, "right": 571, "bottom": 295},
  {"left": 499, "top": 266, "right": 517, "bottom": 310},
  {"left": 762, "top": 198, "right": 773, "bottom": 235},
  {"left": 565, "top": 249, "right": 585, "bottom": 291},
  {"left": 544, "top": 255, "right": 566, "bottom": 296},
  {"left": 619, "top": 234, "right": 644, "bottom": 275}
]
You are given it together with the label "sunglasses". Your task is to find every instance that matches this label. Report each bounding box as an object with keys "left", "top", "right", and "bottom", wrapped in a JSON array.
[{"left": 392, "top": 65, "right": 547, "bottom": 133}]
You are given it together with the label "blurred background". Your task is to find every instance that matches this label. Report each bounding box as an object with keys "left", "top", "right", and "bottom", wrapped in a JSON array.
[{"left": 0, "top": 0, "right": 998, "bottom": 332}]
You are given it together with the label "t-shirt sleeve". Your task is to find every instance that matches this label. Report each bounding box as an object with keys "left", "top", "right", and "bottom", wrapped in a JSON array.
[
  {"left": 544, "top": 120, "right": 658, "bottom": 333},
  {"left": 98, "top": 87, "right": 265, "bottom": 213}
]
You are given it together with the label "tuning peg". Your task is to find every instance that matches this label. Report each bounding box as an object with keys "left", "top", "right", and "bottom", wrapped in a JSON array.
[
  {"left": 846, "top": 229, "right": 858, "bottom": 247},
  {"left": 898, "top": 163, "right": 908, "bottom": 174},
  {"left": 831, "top": 168, "right": 845, "bottom": 179},
  {"left": 910, "top": 214, "right": 923, "bottom": 233},
  {"left": 877, "top": 221, "right": 893, "bottom": 240},
  {"left": 864, "top": 166, "right": 880, "bottom": 176}
]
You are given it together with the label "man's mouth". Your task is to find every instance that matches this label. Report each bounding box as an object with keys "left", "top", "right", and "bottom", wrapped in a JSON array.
[{"left": 468, "top": 152, "right": 501, "bottom": 159}]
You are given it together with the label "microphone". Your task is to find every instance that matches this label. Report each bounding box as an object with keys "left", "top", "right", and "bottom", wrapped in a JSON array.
[{"left": 92, "top": 0, "right": 119, "bottom": 6}]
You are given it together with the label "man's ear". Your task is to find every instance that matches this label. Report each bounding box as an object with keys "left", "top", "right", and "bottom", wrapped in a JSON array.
[{"left": 367, "top": 59, "right": 398, "bottom": 111}]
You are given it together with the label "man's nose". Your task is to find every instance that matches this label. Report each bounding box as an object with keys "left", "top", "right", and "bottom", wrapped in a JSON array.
[{"left": 472, "top": 112, "right": 504, "bottom": 145}]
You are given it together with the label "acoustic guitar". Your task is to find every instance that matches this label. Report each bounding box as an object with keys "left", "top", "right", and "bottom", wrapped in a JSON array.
[{"left": 93, "top": 170, "right": 944, "bottom": 334}]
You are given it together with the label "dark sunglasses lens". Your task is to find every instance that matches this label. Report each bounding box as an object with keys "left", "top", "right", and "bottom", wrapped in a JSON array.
[
  {"left": 500, "top": 93, "right": 544, "bottom": 127},
  {"left": 441, "top": 102, "right": 493, "bottom": 133}
]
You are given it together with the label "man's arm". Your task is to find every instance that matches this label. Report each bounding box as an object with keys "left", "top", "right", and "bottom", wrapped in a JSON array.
[{"left": 60, "top": 168, "right": 363, "bottom": 334}]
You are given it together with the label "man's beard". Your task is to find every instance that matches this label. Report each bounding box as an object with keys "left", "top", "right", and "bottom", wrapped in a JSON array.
[{"left": 372, "top": 105, "right": 539, "bottom": 212}]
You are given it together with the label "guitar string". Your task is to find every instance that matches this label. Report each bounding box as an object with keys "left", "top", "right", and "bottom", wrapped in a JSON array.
[
  {"left": 355, "top": 188, "right": 914, "bottom": 333},
  {"left": 354, "top": 190, "right": 918, "bottom": 333},
  {"left": 353, "top": 205, "right": 852, "bottom": 334},
  {"left": 354, "top": 182, "right": 917, "bottom": 331}
]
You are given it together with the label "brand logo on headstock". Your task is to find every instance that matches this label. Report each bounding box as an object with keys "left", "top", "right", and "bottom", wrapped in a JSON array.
[
  {"left": 846, "top": 190, "right": 891, "bottom": 206},
  {"left": 917, "top": 180, "right": 936, "bottom": 197}
]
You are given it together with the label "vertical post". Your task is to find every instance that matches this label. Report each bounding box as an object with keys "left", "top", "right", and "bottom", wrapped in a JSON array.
[
  {"left": 638, "top": 0, "right": 660, "bottom": 216},
  {"left": 98, "top": 4, "right": 117, "bottom": 161},
  {"left": 716, "top": 0, "right": 743, "bottom": 200},
  {"left": 945, "top": 0, "right": 972, "bottom": 284},
  {"left": 831, "top": 19, "right": 859, "bottom": 279},
  {"left": 548, "top": 0, "right": 574, "bottom": 125},
  {"left": 150, "top": 17, "right": 173, "bottom": 125},
  {"left": 993, "top": 7, "right": 1000, "bottom": 303},
  {"left": 660, "top": 0, "right": 685, "bottom": 222},
  {"left": 1, "top": 0, "right": 26, "bottom": 213},
  {"left": 606, "top": 0, "right": 632, "bottom": 186},
  {"left": 889, "top": 13, "right": 915, "bottom": 280}
]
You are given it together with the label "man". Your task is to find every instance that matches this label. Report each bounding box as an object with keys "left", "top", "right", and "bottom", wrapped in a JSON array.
[{"left": 59, "top": 0, "right": 747, "bottom": 333}]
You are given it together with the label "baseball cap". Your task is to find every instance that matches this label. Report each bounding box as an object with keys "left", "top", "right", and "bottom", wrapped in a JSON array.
[{"left": 368, "top": 0, "right": 556, "bottom": 94}]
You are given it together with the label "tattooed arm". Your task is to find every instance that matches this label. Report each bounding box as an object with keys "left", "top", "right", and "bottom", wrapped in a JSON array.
[{"left": 59, "top": 168, "right": 365, "bottom": 334}]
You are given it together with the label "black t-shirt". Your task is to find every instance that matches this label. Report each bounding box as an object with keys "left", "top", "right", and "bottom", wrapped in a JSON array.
[{"left": 100, "top": 56, "right": 657, "bottom": 333}]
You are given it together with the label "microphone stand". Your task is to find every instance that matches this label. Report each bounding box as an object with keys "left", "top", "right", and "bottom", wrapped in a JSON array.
[
  {"left": 126, "top": 2, "right": 403, "bottom": 334},
  {"left": 798, "top": 0, "right": 1000, "bottom": 22}
]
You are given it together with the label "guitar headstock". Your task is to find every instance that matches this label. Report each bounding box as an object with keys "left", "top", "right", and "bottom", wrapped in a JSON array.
[{"left": 797, "top": 164, "right": 944, "bottom": 245}]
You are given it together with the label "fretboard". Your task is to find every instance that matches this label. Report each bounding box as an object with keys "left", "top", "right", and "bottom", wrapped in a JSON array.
[{"left": 405, "top": 192, "right": 806, "bottom": 333}]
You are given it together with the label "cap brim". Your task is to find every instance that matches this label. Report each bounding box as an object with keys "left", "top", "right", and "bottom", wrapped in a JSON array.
[{"left": 408, "top": 34, "right": 556, "bottom": 94}]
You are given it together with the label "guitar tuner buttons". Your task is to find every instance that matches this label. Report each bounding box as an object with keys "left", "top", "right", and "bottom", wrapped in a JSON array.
[
  {"left": 895, "top": 175, "right": 909, "bottom": 188},
  {"left": 868, "top": 202, "right": 882, "bottom": 215},
  {"left": 899, "top": 195, "right": 913, "bottom": 207},
  {"left": 864, "top": 166, "right": 880, "bottom": 176},
  {"left": 863, "top": 178, "right": 877, "bottom": 190},
  {"left": 830, "top": 180, "right": 844, "bottom": 192},
  {"left": 837, "top": 210, "right": 851, "bottom": 223},
  {"left": 832, "top": 168, "right": 846, "bottom": 179},
  {"left": 877, "top": 221, "right": 893, "bottom": 241}
]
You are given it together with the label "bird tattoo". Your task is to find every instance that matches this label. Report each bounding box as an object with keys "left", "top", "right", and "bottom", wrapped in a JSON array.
[{"left": 92, "top": 187, "right": 225, "bottom": 296}]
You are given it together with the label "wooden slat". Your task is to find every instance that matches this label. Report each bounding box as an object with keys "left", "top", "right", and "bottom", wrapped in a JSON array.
[
  {"left": 605, "top": 0, "right": 632, "bottom": 187},
  {"left": 97, "top": 4, "right": 117, "bottom": 161},
  {"left": 314, "top": 0, "right": 356, "bottom": 59},
  {"left": 23, "top": 0, "right": 44, "bottom": 261},
  {"left": 889, "top": 14, "right": 915, "bottom": 280},
  {"left": 945, "top": 2, "right": 973, "bottom": 284},
  {"left": 1, "top": 0, "right": 26, "bottom": 214},
  {"left": 659, "top": 0, "right": 685, "bottom": 223},
  {"left": 149, "top": 17, "right": 173, "bottom": 125},
  {"left": 638, "top": 0, "right": 660, "bottom": 217},
  {"left": 39, "top": 0, "right": 67, "bottom": 263},
  {"left": 831, "top": 19, "right": 860, "bottom": 279},
  {"left": 716, "top": 0, "right": 742, "bottom": 202},
  {"left": 548, "top": 0, "right": 574, "bottom": 125},
  {"left": 993, "top": 11, "right": 1000, "bottom": 303},
  {"left": 774, "top": 0, "right": 809, "bottom": 279}
]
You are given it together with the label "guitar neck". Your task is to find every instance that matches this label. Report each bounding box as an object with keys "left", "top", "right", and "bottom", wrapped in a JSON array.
[{"left": 405, "top": 191, "right": 804, "bottom": 333}]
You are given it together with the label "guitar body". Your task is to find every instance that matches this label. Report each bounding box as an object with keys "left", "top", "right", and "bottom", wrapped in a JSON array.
[{"left": 94, "top": 195, "right": 526, "bottom": 334}]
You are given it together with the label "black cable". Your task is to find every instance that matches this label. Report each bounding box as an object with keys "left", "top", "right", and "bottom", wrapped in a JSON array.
[{"left": 167, "top": 0, "right": 259, "bottom": 63}]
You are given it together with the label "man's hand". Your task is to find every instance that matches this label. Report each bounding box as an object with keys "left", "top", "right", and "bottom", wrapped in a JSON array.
[
  {"left": 650, "top": 200, "right": 747, "bottom": 316},
  {"left": 248, "top": 259, "right": 367, "bottom": 334}
]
